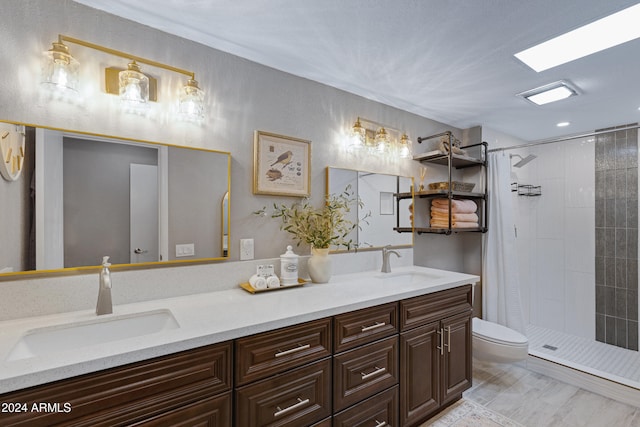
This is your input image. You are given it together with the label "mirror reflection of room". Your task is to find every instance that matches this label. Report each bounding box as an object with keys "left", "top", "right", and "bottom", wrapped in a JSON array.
[
  {"left": 327, "top": 167, "right": 413, "bottom": 250},
  {"left": 0, "top": 123, "right": 231, "bottom": 274}
]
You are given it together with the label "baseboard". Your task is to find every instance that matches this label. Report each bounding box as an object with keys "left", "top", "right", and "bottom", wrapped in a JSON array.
[{"left": 526, "top": 355, "right": 640, "bottom": 408}]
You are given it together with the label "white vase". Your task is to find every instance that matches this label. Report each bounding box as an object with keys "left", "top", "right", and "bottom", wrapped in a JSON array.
[{"left": 307, "top": 247, "right": 332, "bottom": 283}]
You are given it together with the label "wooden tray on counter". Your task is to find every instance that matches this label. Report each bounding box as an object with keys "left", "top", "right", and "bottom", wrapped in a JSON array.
[{"left": 239, "top": 277, "right": 309, "bottom": 294}]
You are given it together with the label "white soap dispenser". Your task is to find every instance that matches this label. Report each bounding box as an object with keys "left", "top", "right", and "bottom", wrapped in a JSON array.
[{"left": 280, "top": 245, "right": 299, "bottom": 286}]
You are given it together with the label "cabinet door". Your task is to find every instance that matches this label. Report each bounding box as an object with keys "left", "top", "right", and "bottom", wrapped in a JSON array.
[
  {"left": 441, "top": 311, "right": 472, "bottom": 405},
  {"left": 399, "top": 322, "right": 440, "bottom": 426}
]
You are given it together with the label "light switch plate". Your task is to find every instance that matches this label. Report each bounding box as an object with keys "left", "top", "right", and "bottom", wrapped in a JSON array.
[
  {"left": 176, "top": 243, "right": 195, "bottom": 257},
  {"left": 240, "top": 239, "right": 254, "bottom": 260}
]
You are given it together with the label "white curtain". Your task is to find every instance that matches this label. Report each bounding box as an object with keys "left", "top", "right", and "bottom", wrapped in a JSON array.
[{"left": 482, "top": 151, "right": 526, "bottom": 334}]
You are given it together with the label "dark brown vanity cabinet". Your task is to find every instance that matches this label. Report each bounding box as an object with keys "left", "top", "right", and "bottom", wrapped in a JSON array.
[
  {"left": 399, "top": 285, "right": 473, "bottom": 426},
  {"left": 0, "top": 285, "right": 473, "bottom": 427},
  {"left": 0, "top": 342, "right": 232, "bottom": 427}
]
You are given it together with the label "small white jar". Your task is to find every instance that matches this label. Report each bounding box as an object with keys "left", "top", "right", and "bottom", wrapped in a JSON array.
[{"left": 280, "top": 245, "right": 299, "bottom": 286}]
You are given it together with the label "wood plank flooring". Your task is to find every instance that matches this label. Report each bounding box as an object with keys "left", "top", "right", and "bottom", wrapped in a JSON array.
[{"left": 464, "top": 359, "right": 640, "bottom": 427}]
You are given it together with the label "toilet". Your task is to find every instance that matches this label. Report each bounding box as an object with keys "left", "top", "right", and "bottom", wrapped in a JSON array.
[{"left": 472, "top": 317, "right": 528, "bottom": 363}]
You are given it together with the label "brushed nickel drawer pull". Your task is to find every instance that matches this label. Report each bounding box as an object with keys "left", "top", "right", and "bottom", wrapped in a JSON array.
[
  {"left": 274, "top": 397, "right": 310, "bottom": 417},
  {"left": 375, "top": 420, "right": 387, "bottom": 427},
  {"left": 446, "top": 326, "right": 451, "bottom": 353},
  {"left": 437, "top": 329, "right": 444, "bottom": 355},
  {"left": 275, "top": 343, "right": 311, "bottom": 358},
  {"left": 361, "top": 321, "right": 386, "bottom": 332},
  {"left": 361, "top": 366, "right": 386, "bottom": 380}
]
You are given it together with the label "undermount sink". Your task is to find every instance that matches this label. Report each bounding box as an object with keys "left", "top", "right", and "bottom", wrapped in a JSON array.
[
  {"left": 375, "top": 270, "right": 443, "bottom": 282},
  {"left": 6, "top": 309, "right": 179, "bottom": 362}
]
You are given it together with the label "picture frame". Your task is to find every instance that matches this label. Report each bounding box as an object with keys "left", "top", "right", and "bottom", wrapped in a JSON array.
[{"left": 253, "top": 130, "right": 311, "bottom": 197}]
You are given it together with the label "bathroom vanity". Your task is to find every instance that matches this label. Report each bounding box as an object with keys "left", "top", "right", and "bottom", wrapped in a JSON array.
[{"left": 0, "top": 266, "right": 478, "bottom": 426}]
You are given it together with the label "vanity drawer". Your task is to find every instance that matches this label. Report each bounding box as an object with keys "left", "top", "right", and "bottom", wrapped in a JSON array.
[
  {"left": 400, "top": 285, "right": 472, "bottom": 332},
  {"left": 334, "top": 302, "right": 398, "bottom": 353},
  {"left": 333, "top": 385, "right": 398, "bottom": 427},
  {"left": 235, "top": 318, "right": 332, "bottom": 386},
  {"left": 234, "top": 358, "right": 332, "bottom": 427},
  {"left": 0, "top": 341, "right": 232, "bottom": 427},
  {"left": 333, "top": 335, "right": 399, "bottom": 412}
]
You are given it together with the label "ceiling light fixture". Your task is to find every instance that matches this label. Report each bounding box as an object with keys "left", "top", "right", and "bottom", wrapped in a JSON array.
[
  {"left": 517, "top": 81, "right": 579, "bottom": 106},
  {"left": 42, "top": 35, "right": 206, "bottom": 121},
  {"left": 557, "top": 121, "right": 570, "bottom": 127},
  {"left": 515, "top": 3, "right": 640, "bottom": 72}
]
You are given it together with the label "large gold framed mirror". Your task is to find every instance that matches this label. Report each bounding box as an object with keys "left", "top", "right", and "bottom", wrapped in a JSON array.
[
  {"left": 0, "top": 120, "right": 231, "bottom": 278},
  {"left": 326, "top": 167, "right": 413, "bottom": 251}
]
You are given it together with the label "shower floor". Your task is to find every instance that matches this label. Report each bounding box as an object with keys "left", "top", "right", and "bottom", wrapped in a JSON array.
[{"left": 527, "top": 324, "right": 640, "bottom": 390}]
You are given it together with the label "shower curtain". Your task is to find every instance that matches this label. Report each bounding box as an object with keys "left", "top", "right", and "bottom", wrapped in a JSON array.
[{"left": 482, "top": 151, "right": 526, "bottom": 334}]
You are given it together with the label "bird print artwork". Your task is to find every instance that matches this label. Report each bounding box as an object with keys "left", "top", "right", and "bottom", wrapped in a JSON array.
[{"left": 270, "top": 150, "right": 293, "bottom": 168}]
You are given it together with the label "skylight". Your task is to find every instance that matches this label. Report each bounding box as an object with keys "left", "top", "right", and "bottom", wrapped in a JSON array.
[{"left": 515, "top": 3, "right": 640, "bottom": 72}]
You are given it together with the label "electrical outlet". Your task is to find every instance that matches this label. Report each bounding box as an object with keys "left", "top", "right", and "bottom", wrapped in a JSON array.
[{"left": 240, "top": 239, "right": 254, "bottom": 260}]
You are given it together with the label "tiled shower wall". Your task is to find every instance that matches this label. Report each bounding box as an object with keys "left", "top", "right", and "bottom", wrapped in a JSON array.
[{"left": 595, "top": 124, "right": 639, "bottom": 351}]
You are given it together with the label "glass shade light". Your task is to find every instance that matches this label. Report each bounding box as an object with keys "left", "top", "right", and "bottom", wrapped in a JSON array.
[
  {"left": 119, "top": 61, "right": 149, "bottom": 107},
  {"left": 349, "top": 118, "right": 366, "bottom": 151},
  {"left": 375, "top": 127, "right": 390, "bottom": 154},
  {"left": 178, "top": 78, "right": 205, "bottom": 121},
  {"left": 398, "top": 133, "right": 412, "bottom": 158},
  {"left": 41, "top": 41, "right": 79, "bottom": 93}
]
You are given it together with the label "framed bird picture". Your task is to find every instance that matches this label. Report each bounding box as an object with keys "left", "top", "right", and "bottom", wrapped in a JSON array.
[{"left": 253, "top": 130, "right": 311, "bottom": 197}]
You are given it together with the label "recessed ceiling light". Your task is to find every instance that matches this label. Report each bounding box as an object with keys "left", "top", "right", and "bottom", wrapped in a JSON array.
[
  {"left": 557, "top": 122, "right": 570, "bottom": 127},
  {"left": 515, "top": 3, "right": 640, "bottom": 72},
  {"left": 517, "top": 81, "right": 579, "bottom": 106}
]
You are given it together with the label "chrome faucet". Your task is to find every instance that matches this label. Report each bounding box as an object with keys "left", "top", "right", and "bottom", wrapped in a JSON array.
[
  {"left": 381, "top": 245, "right": 401, "bottom": 273},
  {"left": 96, "top": 256, "right": 113, "bottom": 315}
]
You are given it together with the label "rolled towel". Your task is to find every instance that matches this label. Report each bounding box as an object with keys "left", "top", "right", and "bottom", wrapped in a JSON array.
[
  {"left": 249, "top": 274, "right": 267, "bottom": 290},
  {"left": 431, "top": 211, "right": 479, "bottom": 223},
  {"left": 266, "top": 275, "right": 281, "bottom": 288},
  {"left": 431, "top": 198, "right": 477, "bottom": 213}
]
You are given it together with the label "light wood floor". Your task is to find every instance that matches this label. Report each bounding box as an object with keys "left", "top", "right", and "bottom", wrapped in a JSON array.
[{"left": 464, "top": 359, "right": 640, "bottom": 427}]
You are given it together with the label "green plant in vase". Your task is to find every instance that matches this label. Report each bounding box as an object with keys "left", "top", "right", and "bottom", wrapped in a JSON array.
[{"left": 256, "top": 186, "right": 369, "bottom": 283}]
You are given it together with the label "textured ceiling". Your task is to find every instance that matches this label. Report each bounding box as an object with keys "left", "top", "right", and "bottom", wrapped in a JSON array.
[{"left": 74, "top": 0, "right": 640, "bottom": 142}]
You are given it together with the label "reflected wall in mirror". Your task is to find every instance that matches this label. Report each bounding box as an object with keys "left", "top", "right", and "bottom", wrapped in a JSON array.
[
  {"left": 0, "top": 121, "right": 231, "bottom": 277},
  {"left": 327, "top": 167, "right": 413, "bottom": 250}
]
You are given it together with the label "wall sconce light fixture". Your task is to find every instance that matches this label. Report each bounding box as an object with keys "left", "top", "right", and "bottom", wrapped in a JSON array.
[
  {"left": 348, "top": 117, "right": 411, "bottom": 159},
  {"left": 42, "top": 35, "right": 206, "bottom": 120}
]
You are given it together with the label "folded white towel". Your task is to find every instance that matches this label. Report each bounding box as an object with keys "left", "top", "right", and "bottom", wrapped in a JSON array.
[
  {"left": 249, "top": 274, "right": 267, "bottom": 290},
  {"left": 266, "top": 275, "right": 281, "bottom": 288}
]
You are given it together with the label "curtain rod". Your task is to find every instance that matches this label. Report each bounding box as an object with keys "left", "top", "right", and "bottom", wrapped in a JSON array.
[{"left": 487, "top": 123, "right": 639, "bottom": 152}]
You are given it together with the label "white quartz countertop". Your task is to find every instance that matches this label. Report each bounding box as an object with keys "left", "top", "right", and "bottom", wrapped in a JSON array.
[{"left": 0, "top": 266, "right": 479, "bottom": 393}]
